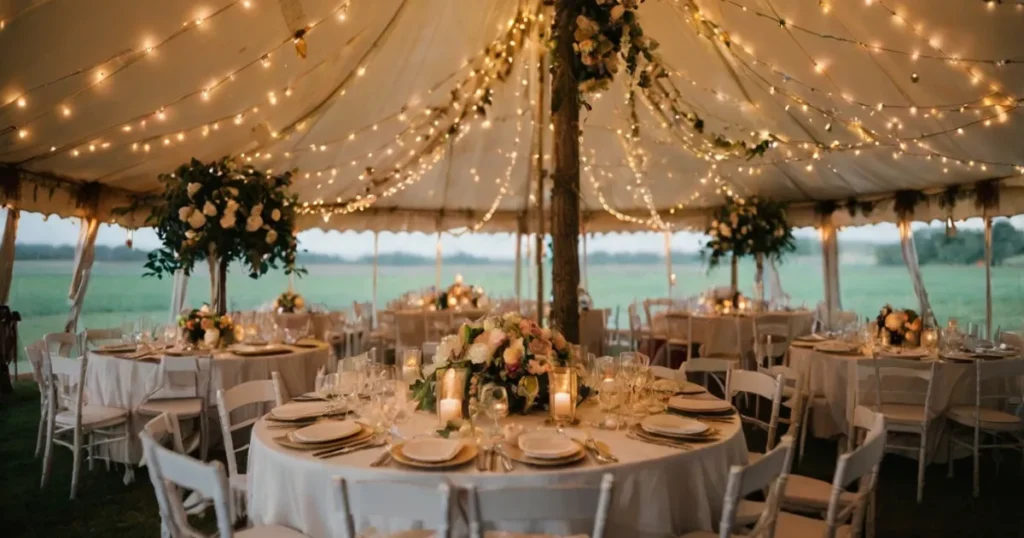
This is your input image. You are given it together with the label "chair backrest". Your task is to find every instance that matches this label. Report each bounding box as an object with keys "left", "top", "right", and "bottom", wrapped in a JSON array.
[
  {"left": 579, "top": 309, "right": 607, "bottom": 357},
  {"left": 25, "top": 340, "right": 46, "bottom": 389},
  {"left": 855, "top": 358, "right": 937, "bottom": 422},
  {"left": 823, "top": 411, "right": 887, "bottom": 538},
  {"left": 726, "top": 370, "right": 783, "bottom": 451},
  {"left": 44, "top": 349, "right": 88, "bottom": 429},
  {"left": 467, "top": 473, "right": 615, "bottom": 538},
  {"left": 651, "top": 365, "right": 686, "bottom": 382},
  {"left": 142, "top": 412, "right": 185, "bottom": 455},
  {"left": 665, "top": 313, "right": 694, "bottom": 360},
  {"left": 148, "top": 355, "right": 213, "bottom": 401},
  {"left": 215, "top": 379, "right": 284, "bottom": 479},
  {"left": 718, "top": 436, "right": 795, "bottom": 538},
  {"left": 394, "top": 312, "right": 427, "bottom": 348},
  {"left": 682, "top": 357, "right": 737, "bottom": 393},
  {"left": 703, "top": 316, "right": 744, "bottom": 358},
  {"left": 141, "top": 429, "right": 234, "bottom": 538},
  {"left": 972, "top": 358, "right": 1024, "bottom": 420},
  {"left": 753, "top": 319, "right": 791, "bottom": 370},
  {"left": 84, "top": 327, "right": 123, "bottom": 347},
  {"left": 335, "top": 477, "right": 454, "bottom": 538},
  {"left": 643, "top": 298, "right": 674, "bottom": 335},
  {"left": 43, "top": 331, "right": 80, "bottom": 359}
]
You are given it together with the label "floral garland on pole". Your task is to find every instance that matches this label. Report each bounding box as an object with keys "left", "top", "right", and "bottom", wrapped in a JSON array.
[
  {"left": 141, "top": 157, "right": 305, "bottom": 314},
  {"left": 703, "top": 196, "right": 795, "bottom": 305}
]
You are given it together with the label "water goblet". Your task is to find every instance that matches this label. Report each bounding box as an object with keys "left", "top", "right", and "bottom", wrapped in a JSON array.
[{"left": 479, "top": 384, "right": 509, "bottom": 438}]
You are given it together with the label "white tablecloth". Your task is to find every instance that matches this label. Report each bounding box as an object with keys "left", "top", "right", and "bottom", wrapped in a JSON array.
[
  {"left": 789, "top": 346, "right": 973, "bottom": 461},
  {"left": 86, "top": 343, "right": 329, "bottom": 463},
  {"left": 248, "top": 404, "right": 748, "bottom": 538}
]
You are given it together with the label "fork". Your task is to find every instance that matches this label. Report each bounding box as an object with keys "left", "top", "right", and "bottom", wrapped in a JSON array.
[
  {"left": 369, "top": 444, "right": 393, "bottom": 467},
  {"left": 627, "top": 432, "right": 692, "bottom": 450}
]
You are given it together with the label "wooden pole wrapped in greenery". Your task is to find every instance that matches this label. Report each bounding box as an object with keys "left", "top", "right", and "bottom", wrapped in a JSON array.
[
  {"left": 704, "top": 196, "right": 795, "bottom": 306},
  {"left": 142, "top": 157, "right": 305, "bottom": 314}
]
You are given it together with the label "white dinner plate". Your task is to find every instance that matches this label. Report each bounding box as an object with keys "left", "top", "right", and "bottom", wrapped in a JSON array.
[
  {"left": 641, "top": 414, "right": 709, "bottom": 436},
  {"left": 795, "top": 334, "right": 829, "bottom": 342},
  {"left": 679, "top": 381, "right": 707, "bottom": 395},
  {"left": 877, "top": 347, "right": 931, "bottom": 360},
  {"left": 98, "top": 343, "right": 138, "bottom": 353},
  {"left": 232, "top": 344, "right": 291, "bottom": 356},
  {"left": 668, "top": 397, "right": 733, "bottom": 414},
  {"left": 517, "top": 432, "right": 580, "bottom": 459},
  {"left": 814, "top": 341, "right": 860, "bottom": 354},
  {"left": 269, "top": 401, "right": 331, "bottom": 421},
  {"left": 401, "top": 438, "right": 463, "bottom": 463},
  {"left": 289, "top": 420, "right": 361, "bottom": 444}
]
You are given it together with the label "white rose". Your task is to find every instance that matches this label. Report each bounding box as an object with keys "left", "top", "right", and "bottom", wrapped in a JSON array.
[
  {"left": 719, "top": 223, "right": 731, "bottom": 238},
  {"left": 466, "top": 343, "right": 492, "bottom": 365},
  {"left": 245, "top": 215, "right": 263, "bottom": 232},
  {"left": 203, "top": 328, "right": 220, "bottom": 347},
  {"left": 610, "top": 4, "right": 625, "bottom": 21},
  {"left": 220, "top": 213, "right": 236, "bottom": 229},
  {"left": 266, "top": 229, "right": 278, "bottom": 244},
  {"left": 185, "top": 230, "right": 196, "bottom": 239},
  {"left": 483, "top": 316, "right": 498, "bottom": 331},
  {"left": 187, "top": 183, "right": 201, "bottom": 198},
  {"left": 178, "top": 206, "right": 193, "bottom": 222},
  {"left": 271, "top": 208, "right": 281, "bottom": 222},
  {"left": 203, "top": 201, "right": 217, "bottom": 216},
  {"left": 226, "top": 187, "right": 239, "bottom": 197},
  {"left": 252, "top": 203, "right": 264, "bottom": 216},
  {"left": 188, "top": 210, "right": 207, "bottom": 229}
]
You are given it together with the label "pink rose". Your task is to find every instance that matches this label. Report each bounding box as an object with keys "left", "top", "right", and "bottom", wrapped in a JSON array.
[
  {"left": 528, "top": 338, "right": 552, "bottom": 358},
  {"left": 552, "top": 331, "right": 567, "bottom": 351},
  {"left": 530, "top": 325, "right": 543, "bottom": 338},
  {"left": 200, "top": 318, "right": 214, "bottom": 330},
  {"left": 527, "top": 357, "right": 551, "bottom": 375},
  {"left": 474, "top": 329, "right": 508, "bottom": 353},
  {"left": 519, "top": 319, "right": 533, "bottom": 335},
  {"left": 503, "top": 337, "right": 525, "bottom": 366}
]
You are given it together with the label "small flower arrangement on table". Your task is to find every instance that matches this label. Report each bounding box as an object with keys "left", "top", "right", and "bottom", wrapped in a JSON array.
[
  {"left": 274, "top": 290, "right": 305, "bottom": 313},
  {"left": 877, "top": 304, "right": 922, "bottom": 346},
  {"left": 179, "top": 305, "right": 238, "bottom": 348},
  {"left": 412, "top": 312, "right": 588, "bottom": 418}
]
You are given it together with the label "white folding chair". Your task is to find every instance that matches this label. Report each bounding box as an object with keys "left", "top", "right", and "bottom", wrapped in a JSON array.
[
  {"left": 215, "top": 377, "right": 285, "bottom": 515},
  {"left": 664, "top": 313, "right": 694, "bottom": 365},
  {"left": 42, "top": 331, "right": 80, "bottom": 360},
  {"left": 337, "top": 349, "right": 373, "bottom": 373},
  {"left": 946, "top": 358, "right": 1024, "bottom": 497},
  {"left": 467, "top": 474, "right": 615, "bottom": 538},
  {"left": 855, "top": 358, "right": 936, "bottom": 503},
  {"left": 773, "top": 409, "right": 887, "bottom": 538},
  {"left": 141, "top": 428, "right": 309, "bottom": 538},
  {"left": 138, "top": 356, "right": 213, "bottom": 459},
  {"left": 726, "top": 369, "right": 783, "bottom": 462},
  {"left": 335, "top": 477, "right": 454, "bottom": 538},
  {"left": 142, "top": 412, "right": 186, "bottom": 457},
  {"left": 643, "top": 298, "right": 674, "bottom": 339},
  {"left": 41, "top": 333, "right": 130, "bottom": 499},
  {"left": 83, "top": 327, "right": 124, "bottom": 348},
  {"left": 699, "top": 316, "right": 745, "bottom": 370},
  {"left": 25, "top": 340, "right": 49, "bottom": 457},
  {"left": 627, "top": 302, "right": 648, "bottom": 352},
  {"left": 753, "top": 316, "right": 792, "bottom": 370},
  {"left": 651, "top": 365, "right": 687, "bottom": 382},
  {"left": 683, "top": 357, "right": 738, "bottom": 395},
  {"left": 681, "top": 436, "right": 795, "bottom": 538}
]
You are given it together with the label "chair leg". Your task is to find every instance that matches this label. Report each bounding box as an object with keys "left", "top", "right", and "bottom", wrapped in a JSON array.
[
  {"left": 200, "top": 411, "right": 209, "bottom": 461},
  {"left": 916, "top": 434, "right": 927, "bottom": 504},
  {"left": 947, "top": 434, "right": 954, "bottom": 478},
  {"left": 41, "top": 417, "right": 55, "bottom": 489},
  {"left": 88, "top": 432, "right": 95, "bottom": 471},
  {"left": 35, "top": 409, "right": 46, "bottom": 458},
  {"left": 973, "top": 429, "right": 981, "bottom": 498},
  {"left": 799, "top": 399, "right": 812, "bottom": 463},
  {"left": 71, "top": 429, "right": 82, "bottom": 500}
]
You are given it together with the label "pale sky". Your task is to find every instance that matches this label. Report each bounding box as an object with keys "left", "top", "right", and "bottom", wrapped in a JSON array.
[{"left": 4, "top": 209, "right": 1020, "bottom": 259}]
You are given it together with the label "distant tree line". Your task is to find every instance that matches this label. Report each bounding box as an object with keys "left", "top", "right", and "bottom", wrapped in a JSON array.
[{"left": 875, "top": 220, "right": 1024, "bottom": 266}]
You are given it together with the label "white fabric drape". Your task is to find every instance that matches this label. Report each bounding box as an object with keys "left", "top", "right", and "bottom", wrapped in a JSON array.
[
  {"left": 169, "top": 270, "right": 189, "bottom": 323},
  {"left": 64, "top": 217, "right": 100, "bottom": 333},
  {"left": 898, "top": 221, "right": 937, "bottom": 326},
  {"left": 371, "top": 232, "right": 379, "bottom": 321},
  {"left": 820, "top": 220, "right": 842, "bottom": 329},
  {"left": 0, "top": 209, "right": 19, "bottom": 305}
]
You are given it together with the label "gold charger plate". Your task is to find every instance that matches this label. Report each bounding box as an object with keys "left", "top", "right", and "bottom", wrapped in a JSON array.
[
  {"left": 503, "top": 439, "right": 587, "bottom": 467},
  {"left": 630, "top": 423, "right": 721, "bottom": 443},
  {"left": 273, "top": 424, "right": 372, "bottom": 450},
  {"left": 390, "top": 442, "right": 478, "bottom": 469}
]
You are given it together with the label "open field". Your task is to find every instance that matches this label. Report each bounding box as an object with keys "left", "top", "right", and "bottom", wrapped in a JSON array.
[{"left": 9, "top": 257, "right": 1024, "bottom": 364}]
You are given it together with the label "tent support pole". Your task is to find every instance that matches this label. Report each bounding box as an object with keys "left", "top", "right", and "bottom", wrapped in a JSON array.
[
  {"left": 514, "top": 219, "right": 523, "bottom": 306},
  {"left": 582, "top": 226, "right": 590, "bottom": 291},
  {"left": 549, "top": 0, "right": 582, "bottom": 342},
  {"left": 0, "top": 208, "right": 20, "bottom": 305},
  {"left": 434, "top": 231, "right": 442, "bottom": 291},
  {"left": 984, "top": 213, "right": 993, "bottom": 338},
  {"left": 663, "top": 230, "right": 673, "bottom": 298},
  {"left": 372, "top": 231, "right": 380, "bottom": 324},
  {"left": 820, "top": 217, "right": 842, "bottom": 330},
  {"left": 532, "top": 32, "right": 547, "bottom": 326}
]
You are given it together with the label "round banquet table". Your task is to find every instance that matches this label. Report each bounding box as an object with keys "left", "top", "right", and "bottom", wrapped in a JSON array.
[
  {"left": 248, "top": 403, "right": 748, "bottom": 538},
  {"left": 85, "top": 342, "right": 329, "bottom": 464},
  {"left": 789, "top": 345, "right": 978, "bottom": 462},
  {"left": 650, "top": 310, "right": 814, "bottom": 368}
]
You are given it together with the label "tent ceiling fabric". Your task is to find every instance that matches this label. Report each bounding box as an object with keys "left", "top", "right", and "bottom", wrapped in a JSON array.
[{"left": 1, "top": 0, "right": 1023, "bottom": 233}]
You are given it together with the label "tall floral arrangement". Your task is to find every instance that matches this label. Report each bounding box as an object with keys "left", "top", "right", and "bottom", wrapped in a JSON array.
[
  {"left": 704, "top": 195, "right": 795, "bottom": 268},
  {"left": 142, "top": 157, "right": 305, "bottom": 313},
  {"left": 412, "top": 313, "right": 587, "bottom": 414}
]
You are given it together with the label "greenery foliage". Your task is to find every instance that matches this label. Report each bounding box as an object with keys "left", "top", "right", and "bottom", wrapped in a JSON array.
[{"left": 141, "top": 157, "right": 304, "bottom": 279}]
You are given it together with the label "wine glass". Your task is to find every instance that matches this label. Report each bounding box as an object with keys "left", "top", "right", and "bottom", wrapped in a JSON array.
[{"left": 479, "top": 384, "right": 509, "bottom": 437}]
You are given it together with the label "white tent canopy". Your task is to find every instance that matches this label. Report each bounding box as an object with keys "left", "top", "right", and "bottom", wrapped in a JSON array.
[{"left": 1, "top": 0, "right": 1023, "bottom": 233}]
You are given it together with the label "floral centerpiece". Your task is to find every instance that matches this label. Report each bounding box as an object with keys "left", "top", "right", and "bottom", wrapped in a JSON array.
[
  {"left": 703, "top": 196, "right": 795, "bottom": 305},
  {"left": 179, "top": 305, "right": 238, "bottom": 348},
  {"left": 412, "top": 312, "right": 587, "bottom": 415},
  {"left": 139, "top": 157, "right": 305, "bottom": 314},
  {"left": 274, "top": 290, "right": 305, "bottom": 313},
  {"left": 436, "top": 274, "right": 486, "bottom": 310},
  {"left": 877, "top": 304, "right": 923, "bottom": 346}
]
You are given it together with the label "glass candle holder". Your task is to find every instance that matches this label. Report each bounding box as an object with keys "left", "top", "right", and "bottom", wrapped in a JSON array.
[
  {"left": 401, "top": 348, "right": 422, "bottom": 384},
  {"left": 921, "top": 328, "right": 938, "bottom": 350},
  {"left": 548, "top": 366, "right": 578, "bottom": 421},
  {"left": 435, "top": 366, "right": 468, "bottom": 426}
]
